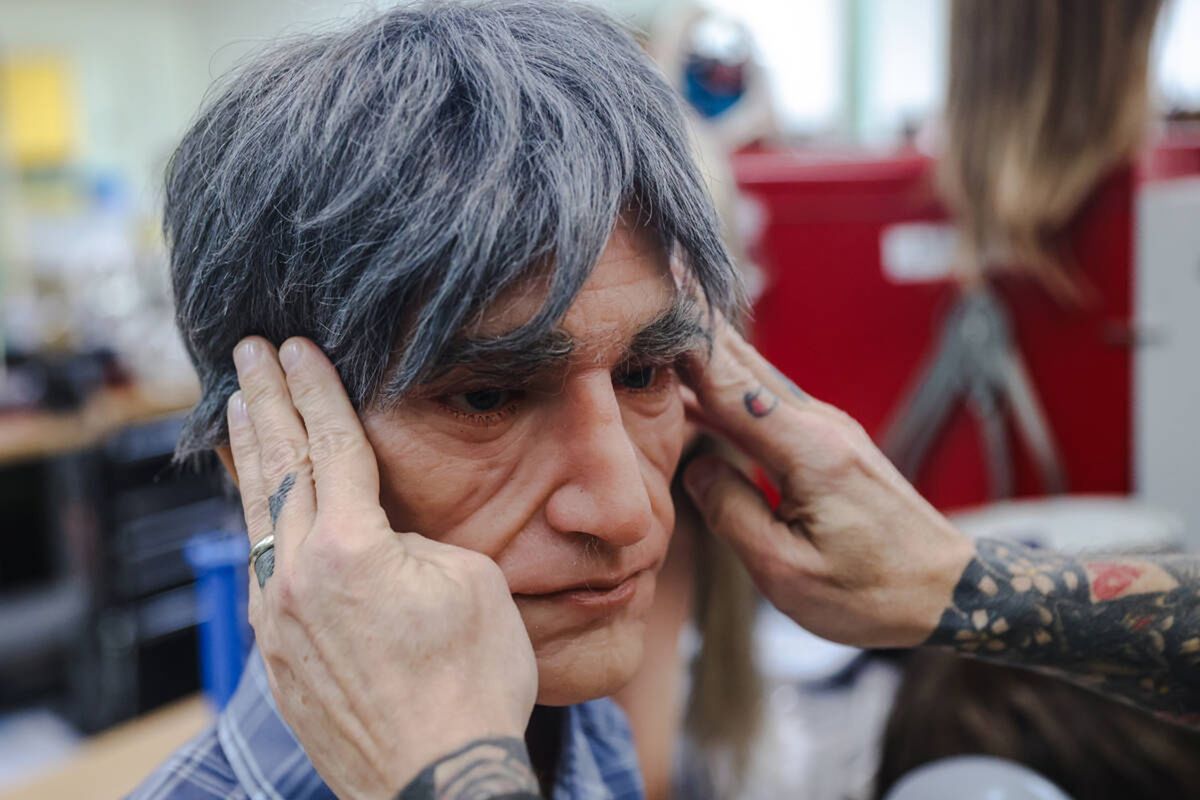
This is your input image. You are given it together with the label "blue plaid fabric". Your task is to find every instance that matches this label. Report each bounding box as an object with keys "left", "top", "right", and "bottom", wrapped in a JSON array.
[{"left": 128, "top": 649, "right": 644, "bottom": 800}]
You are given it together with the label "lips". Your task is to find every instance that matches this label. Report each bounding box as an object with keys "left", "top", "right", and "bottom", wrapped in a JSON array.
[
  {"left": 513, "top": 568, "right": 651, "bottom": 613},
  {"left": 512, "top": 566, "right": 649, "bottom": 598}
]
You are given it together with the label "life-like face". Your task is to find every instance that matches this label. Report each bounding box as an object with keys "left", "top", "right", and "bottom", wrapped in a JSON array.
[{"left": 361, "top": 223, "right": 701, "bottom": 705}]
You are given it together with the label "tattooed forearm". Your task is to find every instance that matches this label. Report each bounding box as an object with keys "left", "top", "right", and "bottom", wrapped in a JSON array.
[
  {"left": 396, "top": 737, "right": 541, "bottom": 800},
  {"left": 926, "top": 538, "right": 1200, "bottom": 728}
]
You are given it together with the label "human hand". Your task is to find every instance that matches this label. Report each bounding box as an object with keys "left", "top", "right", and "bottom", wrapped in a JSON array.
[
  {"left": 228, "top": 336, "right": 539, "bottom": 799},
  {"left": 680, "top": 320, "right": 974, "bottom": 649}
]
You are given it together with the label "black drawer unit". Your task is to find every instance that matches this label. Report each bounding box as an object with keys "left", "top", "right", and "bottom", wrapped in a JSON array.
[{"left": 0, "top": 412, "right": 241, "bottom": 733}]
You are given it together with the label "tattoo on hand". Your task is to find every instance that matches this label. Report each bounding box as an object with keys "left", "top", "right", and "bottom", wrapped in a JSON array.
[
  {"left": 253, "top": 546, "right": 275, "bottom": 588},
  {"left": 396, "top": 737, "right": 541, "bottom": 800},
  {"left": 927, "top": 538, "right": 1200, "bottom": 728},
  {"left": 743, "top": 387, "right": 779, "bottom": 418},
  {"left": 268, "top": 472, "right": 296, "bottom": 530}
]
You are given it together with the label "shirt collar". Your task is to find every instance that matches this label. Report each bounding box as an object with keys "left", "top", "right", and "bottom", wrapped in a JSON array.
[{"left": 218, "top": 648, "right": 642, "bottom": 800}]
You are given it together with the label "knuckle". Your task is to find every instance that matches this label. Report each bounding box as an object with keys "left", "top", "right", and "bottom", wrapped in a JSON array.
[
  {"left": 306, "top": 525, "right": 367, "bottom": 573},
  {"left": 458, "top": 548, "right": 494, "bottom": 578},
  {"left": 792, "top": 413, "right": 864, "bottom": 480},
  {"left": 286, "top": 370, "right": 322, "bottom": 404},
  {"left": 457, "top": 551, "right": 506, "bottom": 596},
  {"left": 760, "top": 546, "right": 804, "bottom": 592},
  {"left": 307, "top": 425, "right": 362, "bottom": 465},
  {"left": 260, "top": 437, "right": 309, "bottom": 480},
  {"left": 239, "top": 374, "right": 277, "bottom": 406},
  {"left": 705, "top": 490, "right": 738, "bottom": 535}
]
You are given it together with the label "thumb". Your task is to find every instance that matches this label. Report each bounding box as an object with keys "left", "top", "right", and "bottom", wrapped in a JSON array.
[{"left": 683, "top": 455, "right": 793, "bottom": 575}]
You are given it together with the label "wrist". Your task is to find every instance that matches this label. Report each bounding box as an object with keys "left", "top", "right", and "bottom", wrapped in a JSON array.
[
  {"left": 907, "top": 527, "right": 977, "bottom": 647},
  {"left": 395, "top": 736, "right": 540, "bottom": 800}
]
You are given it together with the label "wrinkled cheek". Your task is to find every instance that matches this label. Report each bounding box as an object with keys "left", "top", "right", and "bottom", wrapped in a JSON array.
[
  {"left": 361, "top": 417, "right": 512, "bottom": 543},
  {"left": 377, "top": 455, "right": 491, "bottom": 537},
  {"left": 629, "top": 405, "right": 686, "bottom": 539},
  {"left": 634, "top": 401, "right": 687, "bottom": 485}
]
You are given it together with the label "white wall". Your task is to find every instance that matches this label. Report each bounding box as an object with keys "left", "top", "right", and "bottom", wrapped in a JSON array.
[{"left": 1136, "top": 179, "right": 1200, "bottom": 547}]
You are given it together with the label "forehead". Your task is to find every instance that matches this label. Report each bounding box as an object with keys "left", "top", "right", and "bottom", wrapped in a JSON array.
[{"left": 470, "top": 223, "right": 675, "bottom": 349}]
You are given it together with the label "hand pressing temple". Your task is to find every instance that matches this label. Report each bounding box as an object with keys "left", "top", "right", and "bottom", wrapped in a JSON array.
[
  {"left": 226, "top": 336, "right": 540, "bottom": 799},
  {"left": 680, "top": 316, "right": 1200, "bottom": 729}
]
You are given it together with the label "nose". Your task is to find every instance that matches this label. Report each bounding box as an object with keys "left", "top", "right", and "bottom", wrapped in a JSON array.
[{"left": 542, "top": 372, "right": 655, "bottom": 548}]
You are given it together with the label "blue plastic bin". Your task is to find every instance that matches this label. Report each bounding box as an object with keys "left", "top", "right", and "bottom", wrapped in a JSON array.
[{"left": 184, "top": 532, "right": 253, "bottom": 709}]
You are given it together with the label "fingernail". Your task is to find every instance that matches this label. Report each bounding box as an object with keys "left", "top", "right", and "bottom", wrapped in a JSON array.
[
  {"left": 684, "top": 457, "right": 719, "bottom": 501},
  {"left": 228, "top": 391, "right": 248, "bottom": 422},
  {"left": 234, "top": 339, "right": 260, "bottom": 369},
  {"left": 279, "top": 340, "right": 302, "bottom": 371}
]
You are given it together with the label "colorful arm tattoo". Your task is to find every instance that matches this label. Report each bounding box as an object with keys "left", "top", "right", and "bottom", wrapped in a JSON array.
[{"left": 926, "top": 538, "right": 1200, "bottom": 728}]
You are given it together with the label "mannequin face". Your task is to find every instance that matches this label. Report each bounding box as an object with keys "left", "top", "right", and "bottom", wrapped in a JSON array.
[{"left": 360, "top": 222, "right": 701, "bottom": 705}]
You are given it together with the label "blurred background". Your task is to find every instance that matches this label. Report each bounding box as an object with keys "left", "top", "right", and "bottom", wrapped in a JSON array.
[{"left": 1, "top": 1, "right": 1199, "bottom": 798}]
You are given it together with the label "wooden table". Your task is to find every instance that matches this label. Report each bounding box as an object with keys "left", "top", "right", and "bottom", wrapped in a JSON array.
[
  {"left": 0, "top": 381, "right": 199, "bottom": 467},
  {"left": 0, "top": 696, "right": 214, "bottom": 800}
]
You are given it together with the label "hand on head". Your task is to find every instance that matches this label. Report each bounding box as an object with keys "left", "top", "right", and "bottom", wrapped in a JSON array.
[
  {"left": 226, "top": 335, "right": 538, "bottom": 799},
  {"left": 679, "top": 316, "right": 974, "bottom": 649}
]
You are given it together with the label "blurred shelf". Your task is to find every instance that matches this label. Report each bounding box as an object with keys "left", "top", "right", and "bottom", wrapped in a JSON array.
[
  {"left": 0, "top": 382, "right": 199, "bottom": 466},
  {"left": 0, "top": 694, "right": 212, "bottom": 800}
]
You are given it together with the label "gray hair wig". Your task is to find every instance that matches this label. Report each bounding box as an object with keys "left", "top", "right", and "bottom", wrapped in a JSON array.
[{"left": 166, "top": 0, "right": 742, "bottom": 460}]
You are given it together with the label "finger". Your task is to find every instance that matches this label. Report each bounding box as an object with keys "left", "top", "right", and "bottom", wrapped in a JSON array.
[
  {"left": 277, "top": 338, "right": 381, "bottom": 516},
  {"left": 725, "top": 331, "right": 817, "bottom": 405},
  {"left": 682, "top": 321, "right": 814, "bottom": 480},
  {"left": 228, "top": 391, "right": 270, "bottom": 544},
  {"left": 233, "top": 337, "right": 316, "bottom": 555},
  {"left": 682, "top": 454, "right": 815, "bottom": 581}
]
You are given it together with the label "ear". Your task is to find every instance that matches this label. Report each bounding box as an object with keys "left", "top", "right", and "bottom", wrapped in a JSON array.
[{"left": 215, "top": 445, "right": 239, "bottom": 487}]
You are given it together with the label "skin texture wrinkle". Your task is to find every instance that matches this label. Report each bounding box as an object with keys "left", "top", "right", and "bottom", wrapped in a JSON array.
[{"left": 360, "top": 223, "right": 697, "bottom": 706}]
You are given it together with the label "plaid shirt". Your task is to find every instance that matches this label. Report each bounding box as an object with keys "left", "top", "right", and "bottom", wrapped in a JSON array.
[{"left": 128, "top": 649, "right": 644, "bottom": 800}]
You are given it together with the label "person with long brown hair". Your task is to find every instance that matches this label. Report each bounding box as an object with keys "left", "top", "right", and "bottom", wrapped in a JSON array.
[{"left": 938, "top": 0, "right": 1164, "bottom": 298}]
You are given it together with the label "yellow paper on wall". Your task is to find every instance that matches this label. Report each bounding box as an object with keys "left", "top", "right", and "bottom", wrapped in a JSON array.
[{"left": 0, "top": 55, "right": 76, "bottom": 167}]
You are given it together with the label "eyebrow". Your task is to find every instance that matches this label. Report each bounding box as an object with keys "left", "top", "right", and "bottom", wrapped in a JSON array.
[
  {"left": 624, "top": 294, "right": 710, "bottom": 365},
  {"left": 424, "top": 294, "right": 709, "bottom": 388}
]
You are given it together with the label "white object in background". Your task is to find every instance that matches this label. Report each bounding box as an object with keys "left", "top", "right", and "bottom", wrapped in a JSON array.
[
  {"left": 0, "top": 709, "right": 81, "bottom": 790},
  {"left": 1136, "top": 177, "right": 1200, "bottom": 550},
  {"left": 754, "top": 602, "right": 861, "bottom": 684},
  {"left": 885, "top": 756, "right": 1072, "bottom": 800},
  {"left": 949, "top": 495, "right": 1186, "bottom": 555},
  {"left": 879, "top": 222, "right": 958, "bottom": 284}
]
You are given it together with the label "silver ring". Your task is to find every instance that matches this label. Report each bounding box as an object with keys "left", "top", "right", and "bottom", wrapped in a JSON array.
[{"left": 249, "top": 534, "right": 276, "bottom": 588}]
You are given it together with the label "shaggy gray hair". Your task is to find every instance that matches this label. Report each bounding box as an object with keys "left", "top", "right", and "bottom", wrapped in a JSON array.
[{"left": 166, "top": 0, "right": 742, "bottom": 460}]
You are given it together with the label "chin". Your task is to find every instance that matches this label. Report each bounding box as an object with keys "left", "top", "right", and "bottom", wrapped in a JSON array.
[
  {"left": 532, "top": 618, "right": 649, "bottom": 706},
  {"left": 514, "top": 565, "right": 659, "bottom": 706}
]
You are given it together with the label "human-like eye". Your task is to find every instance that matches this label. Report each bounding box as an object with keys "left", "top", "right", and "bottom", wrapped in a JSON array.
[
  {"left": 614, "top": 364, "right": 660, "bottom": 391},
  {"left": 438, "top": 387, "right": 520, "bottom": 423},
  {"left": 458, "top": 389, "right": 510, "bottom": 412}
]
